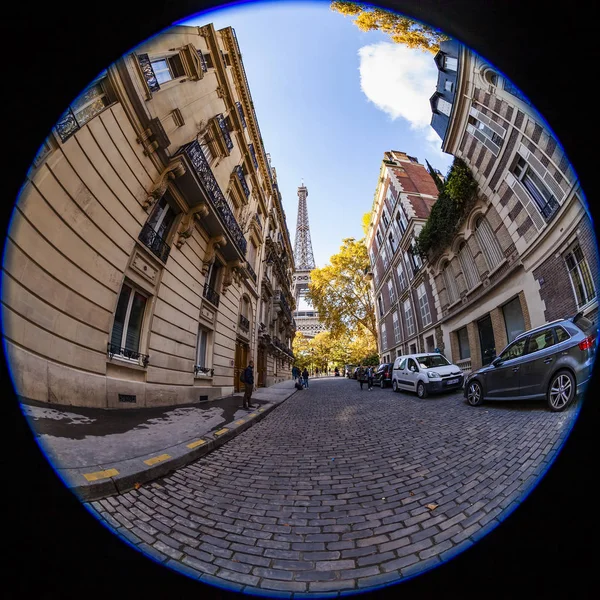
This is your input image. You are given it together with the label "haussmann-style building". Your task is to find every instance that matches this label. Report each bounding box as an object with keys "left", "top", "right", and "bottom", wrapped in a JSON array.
[{"left": 2, "top": 23, "right": 296, "bottom": 409}]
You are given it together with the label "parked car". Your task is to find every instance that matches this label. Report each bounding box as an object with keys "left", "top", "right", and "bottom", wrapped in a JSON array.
[
  {"left": 392, "top": 353, "right": 464, "bottom": 398},
  {"left": 374, "top": 363, "right": 394, "bottom": 388},
  {"left": 464, "top": 314, "right": 598, "bottom": 412},
  {"left": 345, "top": 365, "right": 356, "bottom": 378}
]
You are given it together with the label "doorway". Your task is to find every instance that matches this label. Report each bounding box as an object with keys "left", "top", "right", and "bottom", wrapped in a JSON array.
[
  {"left": 234, "top": 341, "right": 249, "bottom": 392},
  {"left": 477, "top": 314, "right": 496, "bottom": 366},
  {"left": 257, "top": 347, "right": 267, "bottom": 387}
]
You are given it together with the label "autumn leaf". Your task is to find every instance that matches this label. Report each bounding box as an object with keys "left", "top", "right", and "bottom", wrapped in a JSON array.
[{"left": 426, "top": 503, "right": 438, "bottom": 510}]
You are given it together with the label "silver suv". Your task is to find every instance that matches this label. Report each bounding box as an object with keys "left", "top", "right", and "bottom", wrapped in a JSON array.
[
  {"left": 464, "top": 313, "right": 598, "bottom": 412},
  {"left": 392, "top": 353, "right": 464, "bottom": 398}
]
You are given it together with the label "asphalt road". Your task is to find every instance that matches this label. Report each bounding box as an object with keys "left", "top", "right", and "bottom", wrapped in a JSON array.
[{"left": 86, "top": 376, "right": 580, "bottom": 597}]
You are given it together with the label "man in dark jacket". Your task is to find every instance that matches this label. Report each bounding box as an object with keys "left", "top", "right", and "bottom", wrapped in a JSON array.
[{"left": 242, "top": 360, "right": 256, "bottom": 409}]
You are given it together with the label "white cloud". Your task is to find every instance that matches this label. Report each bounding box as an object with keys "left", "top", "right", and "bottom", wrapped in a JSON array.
[{"left": 358, "top": 42, "right": 446, "bottom": 159}]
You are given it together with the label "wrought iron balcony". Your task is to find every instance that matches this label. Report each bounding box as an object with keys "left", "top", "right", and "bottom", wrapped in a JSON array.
[
  {"left": 179, "top": 140, "right": 247, "bottom": 256},
  {"left": 249, "top": 143, "right": 258, "bottom": 169},
  {"left": 235, "top": 165, "right": 250, "bottom": 197},
  {"left": 139, "top": 223, "right": 171, "bottom": 263},
  {"left": 539, "top": 197, "right": 560, "bottom": 221},
  {"left": 246, "top": 262, "right": 257, "bottom": 283},
  {"left": 217, "top": 113, "right": 233, "bottom": 151},
  {"left": 236, "top": 101, "right": 247, "bottom": 129},
  {"left": 274, "top": 290, "right": 292, "bottom": 324},
  {"left": 107, "top": 343, "right": 149, "bottom": 367},
  {"left": 239, "top": 314, "right": 250, "bottom": 331},
  {"left": 203, "top": 282, "right": 220, "bottom": 307},
  {"left": 196, "top": 50, "right": 208, "bottom": 72},
  {"left": 194, "top": 365, "right": 214, "bottom": 376}
]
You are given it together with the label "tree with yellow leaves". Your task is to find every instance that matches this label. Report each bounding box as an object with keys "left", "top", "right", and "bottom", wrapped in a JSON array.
[
  {"left": 307, "top": 237, "right": 377, "bottom": 344},
  {"left": 330, "top": 1, "right": 449, "bottom": 53}
]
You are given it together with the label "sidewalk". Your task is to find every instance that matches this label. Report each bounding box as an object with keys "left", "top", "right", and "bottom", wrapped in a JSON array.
[{"left": 19, "top": 380, "right": 298, "bottom": 502}]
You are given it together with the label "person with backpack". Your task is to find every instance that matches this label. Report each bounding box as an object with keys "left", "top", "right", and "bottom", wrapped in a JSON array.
[
  {"left": 302, "top": 367, "right": 309, "bottom": 388},
  {"left": 366, "top": 365, "right": 375, "bottom": 390},
  {"left": 240, "top": 360, "right": 256, "bottom": 409}
]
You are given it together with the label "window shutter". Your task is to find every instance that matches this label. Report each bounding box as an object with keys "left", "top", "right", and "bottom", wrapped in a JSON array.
[{"left": 136, "top": 53, "right": 161, "bottom": 92}]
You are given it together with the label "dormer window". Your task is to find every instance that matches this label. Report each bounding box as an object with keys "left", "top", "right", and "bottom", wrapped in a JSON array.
[
  {"left": 436, "top": 97, "right": 452, "bottom": 117},
  {"left": 444, "top": 55, "right": 458, "bottom": 71}
]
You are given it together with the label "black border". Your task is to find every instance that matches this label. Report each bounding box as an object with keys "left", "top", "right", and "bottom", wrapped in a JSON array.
[{"left": 2, "top": 1, "right": 598, "bottom": 598}]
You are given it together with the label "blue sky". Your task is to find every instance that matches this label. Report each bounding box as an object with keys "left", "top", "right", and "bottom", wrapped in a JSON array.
[{"left": 177, "top": 0, "right": 454, "bottom": 267}]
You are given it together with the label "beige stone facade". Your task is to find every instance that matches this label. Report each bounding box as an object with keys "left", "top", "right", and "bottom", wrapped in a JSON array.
[
  {"left": 428, "top": 41, "right": 599, "bottom": 372},
  {"left": 366, "top": 151, "right": 442, "bottom": 362},
  {"left": 3, "top": 24, "right": 295, "bottom": 408}
]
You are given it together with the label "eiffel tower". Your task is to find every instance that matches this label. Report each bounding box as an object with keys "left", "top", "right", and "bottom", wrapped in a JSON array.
[{"left": 292, "top": 182, "right": 325, "bottom": 339}]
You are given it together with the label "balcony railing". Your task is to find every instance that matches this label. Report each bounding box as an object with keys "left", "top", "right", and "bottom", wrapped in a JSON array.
[
  {"left": 194, "top": 365, "right": 214, "bottom": 376},
  {"left": 236, "top": 101, "right": 247, "bottom": 128},
  {"left": 196, "top": 50, "right": 208, "bottom": 72},
  {"left": 107, "top": 343, "right": 149, "bottom": 367},
  {"left": 456, "top": 358, "right": 472, "bottom": 373},
  {"left": 235, "top": 165, "right": 250, "bottom": 197},
  {"left": 139, "top": 223, "right": 171, "bottom": 263},
  {"left": 203, "top": 282, "right": 220, "bottom": 307},
  {"left": 217, "top": 113, "right": 233, "bottom": 150},
  {"left": 249, "top": 143, "right": 258, "bottom": 169},
  {"left": 246, "top": 262, "right": 257, "bottom": 283},
  {"left": 239, "top": 314, "right": 250, "bottom": 331},
  {"left": 274, "top": 290, "right": 292, "bottom": 323},
  {"left": 180, "top": 140, "right": 247, "bottom": 256}
]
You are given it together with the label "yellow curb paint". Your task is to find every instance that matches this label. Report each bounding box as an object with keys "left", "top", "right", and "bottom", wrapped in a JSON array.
[
  {"left": 258, "top": 408, "right": 265, "bottom": 412},
  {"left": 144, "top": 453, "right": 171, "bottom": 466},
  {"left": 83, "top": 468, "right": 119, "bottom": 482},
  {"left": 215, "top": 428, "right": 229, "bottom": 436},
  {"left": 235, "top": 419, "right": 246, "bottom": 425},
  {"left": 187, "top": 439, "right": 206, "bottom": 449}
]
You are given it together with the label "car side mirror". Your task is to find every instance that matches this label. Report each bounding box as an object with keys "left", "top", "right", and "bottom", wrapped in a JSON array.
[{"left": 491, "top": 357, "right": 502, "bottom": 367}]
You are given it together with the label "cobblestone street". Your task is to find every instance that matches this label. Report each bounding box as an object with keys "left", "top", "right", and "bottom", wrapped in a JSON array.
[{"left": 87, "top": 376, "right": 580, "bottom": 596}]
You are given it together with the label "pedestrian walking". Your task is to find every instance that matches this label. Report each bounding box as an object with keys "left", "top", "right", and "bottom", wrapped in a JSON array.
[
  {"left": 315, "top": 367, "right": 319, "bottom": 377},
  {"left": 357, "top": 365, "right": 365, "bottom": 390},
  {"left": 302, "top": 367, "right": 309, "bottom": 388},
  {"left": 367, "top": 365, "right": 374, "bottom": 390},
  {"left": 240, "top": 360, "right": 256, "bottom": 409},
  {"left": 292, "top": 365, "right": 299, "bottom": 380}
]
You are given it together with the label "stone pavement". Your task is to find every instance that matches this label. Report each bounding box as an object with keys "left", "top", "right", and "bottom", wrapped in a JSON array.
[
  {"left": 84, "top": 376, "right": 582, "bottom": 597},
  {"left": 19, "top": 379, "right": 298, "bottom": 500}
]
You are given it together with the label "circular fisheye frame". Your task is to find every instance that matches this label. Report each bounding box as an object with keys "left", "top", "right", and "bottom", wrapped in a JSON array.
[{"left": 3, "top": 1, "right": 598, "bottom": 597}]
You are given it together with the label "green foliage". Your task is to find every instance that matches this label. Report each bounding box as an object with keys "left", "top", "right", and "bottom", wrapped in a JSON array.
[{"left": 415, "top": 158, "right": 478, "bottom": 262}]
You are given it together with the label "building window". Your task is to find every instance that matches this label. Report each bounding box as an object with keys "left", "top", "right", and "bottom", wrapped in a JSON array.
[
  {"left": 512, "top": 154, "right": 560, "bottom": 220},
  {"left": 388, "top": 279, "right": 396, "bottom": 305},
  {"left": 388, "top": 232, "right": 397, "bottom": 254},
  {"left": 444, "top": 80, "right": 453, "bottom": 92},
  {"left": 404, "top": 299, "right": 415, "bottom": 337},
  {"left": 381, "top": 247, "right": 388, "bottom": 270},
  {"left": 467, "top": 115, "right": 503, "bottom": 155},
  {"left": 195, "top": 327, "right": 211, "bottom": 373},
  {"left": 382, "top": 209, "right": 390, "bottom": 228},
  {"left": 426, "top": 335, "right": 435, "bottom": 353},
  {"left": 201, "top": 137, "right": 214, "bottom": 164},
  {"left": 457, "top": 327, "right": 470, "bottom": 360},
  {"left": 110, "top": 283, "right": 148, "bottom": 358},
  {"left": 564, "top": 243, "right": 596, "bottom": 308},
  {"left": 502, "top": 297, "right": 526, "bottom": 343},
  {"left": 397, "top": 262, "right": 407, "bottom": 292},
  {"left": 458, "top": 242, "right": 480, "bottom": 289},
  {"left": 444, "top": 55, "right": 458, "bottom": 71},
  {"left": 204, "top": 259, "right": 222, "bottom": 307},
  {"left": 437, "top": 97, "right": 452, "bottom": 116},
  {"left": 396, "top": 205, "right": 408, "bottom": 235},
  {"left": 417, "top": 283, "right": 432, "bottom": 327},
  {"left": 381, "top": 323, "right": 388, "bottom": 350},
  {"left": 369, "top": 248, "right": 375, "bottom": 266},
  {"left": 151, "top": 55, "right": 185, "bottom": 84},
  {"left": 376, "top": 230, "right": 383, "bottom": 246},
  {"left": 393, "top": 311, "right": 401, "bottom": 343},
  {"left": 443, "top": 263, "right": 458, "bottom": 304},
  {"left": 474, "top": 217, "right": 504, "bottom": 271},
  {"left": 55, "top": 74, "right": 114, "bottom": 142},
  {"left": 139, "top": 194, "right": 177, "bottom": 263},
  {"left": 378, "top": 295, "right": 384, "bottom": 317}
]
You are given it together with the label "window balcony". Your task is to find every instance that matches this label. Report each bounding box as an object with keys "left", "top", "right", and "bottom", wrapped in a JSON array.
[
  {"left": 203, "top": 282, "right": 220, "bottom": 307},
  {"left": 138, "top": 223, "right": 171, "bottom": 263},
  {"left": 236, "top": 101, "right": 247, "bottom": 128},
  {"left": 239, "top": 314, "right": 250, "bottom": 331},
  {"left": 107, "top": 343, "right": 149, "bottom": 367},
  {"left": 216, "top": 113, "right": 233, "bottom": 150},
  {"left": 274, "top": 290, "right": 292, "bottom": 324},
  {"left": 235, "top": 165, "right": 250, "bottom": 198}
]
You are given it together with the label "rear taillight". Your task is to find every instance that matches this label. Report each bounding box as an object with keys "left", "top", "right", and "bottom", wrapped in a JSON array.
[
  {"left": 578, "top": 336, "right": 594, "bottom": 351},
  {"left": 384, "top": 371, "right": 388, "bottom": 377}
]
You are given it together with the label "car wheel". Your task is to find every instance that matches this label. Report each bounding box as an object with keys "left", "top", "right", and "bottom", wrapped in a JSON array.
[
  {"left": 467, "top": 380, "right": 483, "bottom": 406},
  {"left": 417, "top": 381, "right": 427, "bottom": 399},
  {"left": 392, "top": 379, "right": 399, "bottom": 393},
  {"left": 547, "top": 369, "right": 575, "bottom": 412}
]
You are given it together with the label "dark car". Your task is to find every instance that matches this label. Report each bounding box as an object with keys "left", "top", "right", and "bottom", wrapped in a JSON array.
[
  {"left": 374, "top": 363, "right": 393, "bottom": 388},
  {"left": 464, "top": 313, "right": 598, "bottom": 412}
]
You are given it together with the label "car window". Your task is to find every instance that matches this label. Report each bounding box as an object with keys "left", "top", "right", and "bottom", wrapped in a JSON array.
[
  {"left": 499, "top": 337, "right": 527, "bottom": 361},
  {"left": 525, "top": 328, "right": 556, "bottom": 354},
  {"left": 396, "top": 358, "right": 406, "bottom": 370},
  {"left": 555, "top": 326, "right": 570, "bottom": 343},
  {"left": 407, "top": 358, "right": 418, "bottom": 371},
  {"left": 415, "top": 355, "right": 451, "bottom": 368}
]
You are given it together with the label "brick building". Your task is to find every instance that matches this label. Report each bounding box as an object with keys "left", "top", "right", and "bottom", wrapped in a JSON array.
[
  {"left": 365, "top": 151, "right": 443, "bottom": 362},
  {"left": 428, "top": 39, "right": 598, "bottom": 372},
  {"left": 2, "top": 23, "right": 295, "bottom": 409}
]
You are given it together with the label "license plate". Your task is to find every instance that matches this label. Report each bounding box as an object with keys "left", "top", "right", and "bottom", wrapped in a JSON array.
[{"left": 447, "top": 378, "right": 459, "bottom": 385}]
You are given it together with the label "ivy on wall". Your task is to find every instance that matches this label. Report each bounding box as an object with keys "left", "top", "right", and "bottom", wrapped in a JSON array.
[{"left": 415, "top": 158, "right": 478, "bottom": 262}]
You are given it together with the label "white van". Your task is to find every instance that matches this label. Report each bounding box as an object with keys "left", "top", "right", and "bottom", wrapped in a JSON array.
[{"left": 391, "top": 353, "right": 464, "bottom": 398}]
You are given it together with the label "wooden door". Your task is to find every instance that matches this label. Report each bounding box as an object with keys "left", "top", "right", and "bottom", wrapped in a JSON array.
[
  {"left": 234, "top": 342, "right": 248, "bottom": 392},
  {"left": 257, "top": 348, "right": 267, "bottom": 387}
]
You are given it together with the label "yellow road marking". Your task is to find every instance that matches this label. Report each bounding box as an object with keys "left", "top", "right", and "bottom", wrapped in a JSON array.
[
  {"left": 187, "top": 439, "right": 206, "bottom": 449},
  {"left": 144, "top": 453, "right": 171, "bottom": 466},
  {"left": 83, "top": 468, "right": 119, "bottom": 482},
  {"left": 258, "top": 408, "right": 265, "bottom": 412},
  {"left": 248, "top": 412, "right": 258, "bottom": 418},
  {"left": 235, "top": 419, "right": 245, "bottom": 425},
  {"left": 215, "top": 428, "right": 229, "bottom": 435}
]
